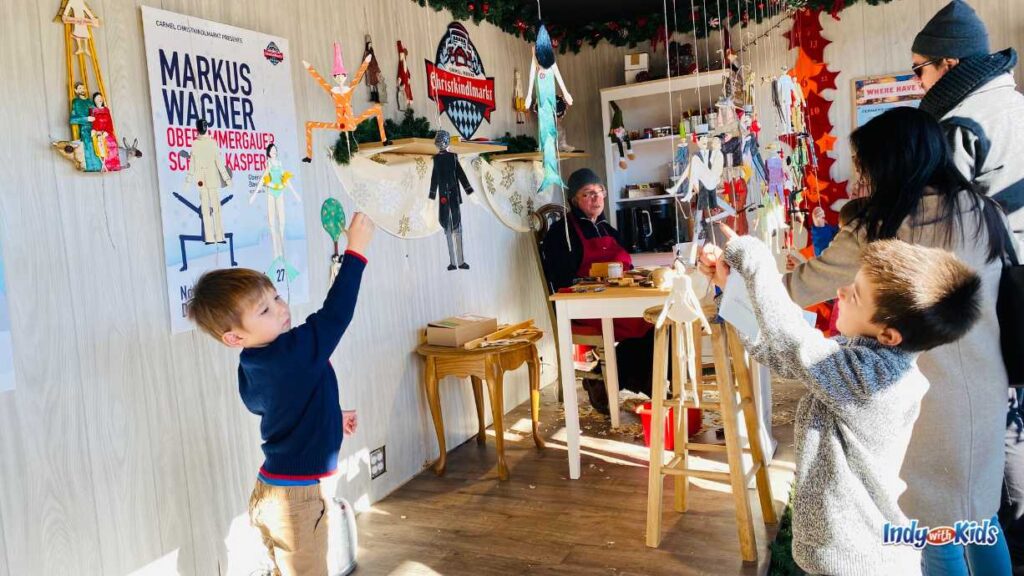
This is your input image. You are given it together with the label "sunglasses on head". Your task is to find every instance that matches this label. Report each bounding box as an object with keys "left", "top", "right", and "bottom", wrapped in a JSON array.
[{"left": 912, "top": 58, "right": 941, "bottom": 78}]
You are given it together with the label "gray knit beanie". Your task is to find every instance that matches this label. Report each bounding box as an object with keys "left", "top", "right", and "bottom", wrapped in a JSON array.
[
  {"left": 912, "top": 0, "right": 989, "bottom": 59},
  {"left": 567, "top": 168, "right": 603, "bottom": 196}
]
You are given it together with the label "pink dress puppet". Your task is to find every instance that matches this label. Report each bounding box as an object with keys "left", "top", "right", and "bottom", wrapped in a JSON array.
[{"left": 90, "top": 93, "right": 121, "bottom": 172}]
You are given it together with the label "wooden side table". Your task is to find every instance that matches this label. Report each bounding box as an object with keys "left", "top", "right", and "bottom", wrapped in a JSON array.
[{"left": 415, "top": 331, "right": 545, "bottom": 481}]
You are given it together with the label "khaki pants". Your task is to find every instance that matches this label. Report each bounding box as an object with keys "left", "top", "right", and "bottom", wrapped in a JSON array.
[
  {"left": 199, "top": 186, "right": 225, "bottom": 243},
  {"left": 248, "top": 480, "right": 328, "bottom": 576}
]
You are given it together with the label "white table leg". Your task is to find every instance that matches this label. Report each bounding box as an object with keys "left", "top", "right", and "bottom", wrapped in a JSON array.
[
  {"left": 555, "top": 302, "right": 582, "bottom": 479},
  {"left": 600, "top": 318, "right": 621, "bottom": 428}
]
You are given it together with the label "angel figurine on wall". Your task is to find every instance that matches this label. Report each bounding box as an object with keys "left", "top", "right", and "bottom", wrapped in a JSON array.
[
  {"left": 302, "top": 42, "right": 388, "bottom": 163},
  {"left": 252, "top": 143, "right": 301, "bottom": 282},
  {"left": 429, "top": 130, "right": 474, "bottom": 271},
  {"left": 525, "top": 24, "right": 573, "bottom": 194},
  {"left": 396, "top": 41, "right": 414, "bottom": 110},
  {"left": 60, "top": 0, "right": 99, "bottom": 56}
]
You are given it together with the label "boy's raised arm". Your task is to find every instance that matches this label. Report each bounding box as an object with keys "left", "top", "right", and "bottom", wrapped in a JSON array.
[{"left": 723, "top": 236, "right": 895, "bottom": 410}]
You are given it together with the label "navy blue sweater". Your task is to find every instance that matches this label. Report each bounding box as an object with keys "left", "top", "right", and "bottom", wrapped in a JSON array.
[{"left": 238, "top": 250, "right": 367, "bottom": 481}]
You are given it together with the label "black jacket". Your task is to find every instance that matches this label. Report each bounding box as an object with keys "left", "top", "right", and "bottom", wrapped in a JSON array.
[
  {"left": 429, "top": 151, "right": 472, "bottom": 204},
  {"left": 541, "top": 206, "right": 624, "bottom": 292}
]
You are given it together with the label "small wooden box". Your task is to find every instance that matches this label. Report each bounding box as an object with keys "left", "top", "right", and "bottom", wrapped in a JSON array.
[{"left": 426, "top": 315, "right": 499, "bottom": 347}]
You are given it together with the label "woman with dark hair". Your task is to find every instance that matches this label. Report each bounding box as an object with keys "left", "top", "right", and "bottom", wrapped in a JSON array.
[{"left": 781, "top": 106, "right": 1014, "bottom": 574}]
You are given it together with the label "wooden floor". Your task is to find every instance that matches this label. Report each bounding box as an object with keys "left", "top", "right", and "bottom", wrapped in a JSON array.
[{"left": 354, "top": 379, "right": 800, "bottom": 576}]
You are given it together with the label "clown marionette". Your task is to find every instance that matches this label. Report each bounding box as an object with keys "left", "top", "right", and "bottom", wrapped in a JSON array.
[{"left": 302, "top": 42, "right": 388, "bottom": 163}]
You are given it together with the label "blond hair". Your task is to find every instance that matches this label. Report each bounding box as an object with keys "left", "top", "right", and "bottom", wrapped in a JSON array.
[{"left": 187, "top": 268, "right": 273, "bottom": 340}]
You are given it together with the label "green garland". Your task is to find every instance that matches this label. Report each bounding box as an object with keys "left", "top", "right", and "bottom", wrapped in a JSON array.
[
  {"left": 411, "top": 0, "right": 894, "bottom": 54},
  {"left": 332, "top": 109, "right": 438, "bottom": 165}
]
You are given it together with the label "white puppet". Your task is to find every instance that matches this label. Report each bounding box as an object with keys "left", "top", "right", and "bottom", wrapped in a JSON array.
[
  {"left": 773, "top": 73, "right": 804, "bottom": 135},
  {"left": 653, "top": 262, "right": 711, "bottom": 335},
  {"left": 252, "top": 143, "right": 301, "bottom": 281}
]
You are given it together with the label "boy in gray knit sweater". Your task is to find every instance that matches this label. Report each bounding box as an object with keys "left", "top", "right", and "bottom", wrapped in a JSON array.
[{"left": 701, "top": 228, "right": 983, "bottom": 576}]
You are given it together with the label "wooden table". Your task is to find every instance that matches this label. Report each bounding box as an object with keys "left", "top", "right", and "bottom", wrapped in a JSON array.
[
  {"left": 416, "top": 331, "right": 544, "bottom": 481},
  {"left": 550, "top": 287, "right": 776, "bottom": 480},
  {"left": 550, "top": 287, "right": 670, "bottom": 479}
]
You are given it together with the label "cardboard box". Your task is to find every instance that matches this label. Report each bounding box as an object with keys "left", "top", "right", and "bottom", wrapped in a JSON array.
[
  {"left": 624, "top": 53, "right": 650, "bottom": 84},
  {"left": 426, "top": 315, "right": 498, "bottom": 347}
]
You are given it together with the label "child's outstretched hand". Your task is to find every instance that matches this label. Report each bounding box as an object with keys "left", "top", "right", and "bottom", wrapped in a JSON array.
[
  {"left": 698, "top": 224, "right": 737, "bottom": 289},
  {"left": 346, "top": 212, "right": 375, "bottom": 256},
  {"left": 342, "top": 410, "right": 358, "bottom": 437}
]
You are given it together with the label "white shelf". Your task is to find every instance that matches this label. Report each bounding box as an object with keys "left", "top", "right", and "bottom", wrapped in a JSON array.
[
  {"left": 630, "top": 134, "right": 681, "bottom": 146},
  {"left": 600, "top": 70, "right": 724, "bottom": 101},
  {"left": 617, "top": 194, "right": 677, "bottom": 204}
]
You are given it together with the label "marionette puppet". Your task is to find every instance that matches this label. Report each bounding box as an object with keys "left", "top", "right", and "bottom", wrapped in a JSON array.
[
  {"left": 60, "top": 0, "right": 98, "bottom": 56},
  {"left": 525, "top": 24, "right": 573, "bottom": 194},
  {"left": 773, "top": 72, "right": 803, "bottom": 134},
  {"left": 429, "top": 130, "right": 474, "bottom": 271},
  {"left": 609, "top": 101, "right": 635, "bottom": 169},
  {"left": 251, "top": 143, "right": 301, "bottom": 281},
  {"left": 185, "top": 118, "right": 233, "bottom": 244},
  {"left": 513, "top": 69, "right": 527, "bottom": 125},
  {"left": 396, "top": 41, "right": 414, "bottom": 110},
  {"left": 363, "top": 34, "right": 385, "bottom": 104},
  {"left": 89, "top": 92, "right": 121, "bottom": 172},
  {"left": 320, "top": 197, "right": 347, "bottom": 285},
  {"left": 302, "top": 42, "right": 388, "bottom": 163}
]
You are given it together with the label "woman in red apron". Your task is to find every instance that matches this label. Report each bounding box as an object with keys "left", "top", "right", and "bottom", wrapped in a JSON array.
[{"left": 541, "top": 169, "right": 663, "bottom": 413}]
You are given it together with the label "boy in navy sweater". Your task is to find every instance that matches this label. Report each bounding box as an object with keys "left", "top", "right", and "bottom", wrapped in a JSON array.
[{"left": 188, "top": 212, "right": 374, "bottom": 576}]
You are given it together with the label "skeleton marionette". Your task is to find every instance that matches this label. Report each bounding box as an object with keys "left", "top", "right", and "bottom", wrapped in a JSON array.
[
  {"left": 429, "top": 130, "right": 474, "bottom": 271},
  {"left": 252, "top": 143, "right": 301, "bottom": 281},
  {"left": 609, "top": 101, "right": 635, "bottom": 169},
  {"left": 396, "top": 41, "right": 414, "bottom": 110},
  {"left": 525, "top": 24, "right": 573, "bottom": 194}
]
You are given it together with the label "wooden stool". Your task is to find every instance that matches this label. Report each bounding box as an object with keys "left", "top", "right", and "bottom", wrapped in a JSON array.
[
  {"left": 416, "top": 331, "right": 545, "bottom": 481},
  {"left": 643, "top": 303, "right": 777, "bottom": 561}
]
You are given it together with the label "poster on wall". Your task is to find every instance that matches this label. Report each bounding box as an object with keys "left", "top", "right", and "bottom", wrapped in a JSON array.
[
  {"left": 141, "top": 7, "right": 309, "bottom": 333},
  {"left": 0, "top": 236, "right": 14, "bottom": 393},
  {"left": 852, "top": 73, "right": 925, "bottom": 128},
  {"left": 424, "top": 22, "right": 497, "bottom": 140}
]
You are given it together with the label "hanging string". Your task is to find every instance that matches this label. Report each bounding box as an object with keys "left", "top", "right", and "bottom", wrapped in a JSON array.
[{"left": 536, "top": 0, "right": 542, "bottom": 21}]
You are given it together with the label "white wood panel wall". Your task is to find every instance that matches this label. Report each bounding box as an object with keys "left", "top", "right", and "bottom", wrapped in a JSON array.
[
  {"left": 559, "top": 0, "right": 1024, "bottom": 192},
  {"left": 0, "top": 1, "right": 555, "bottom": 574}
]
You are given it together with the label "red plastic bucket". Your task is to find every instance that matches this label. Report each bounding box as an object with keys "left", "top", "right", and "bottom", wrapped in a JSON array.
[{"left": 635, "top": 402, "right": 702, "bottom": 451}]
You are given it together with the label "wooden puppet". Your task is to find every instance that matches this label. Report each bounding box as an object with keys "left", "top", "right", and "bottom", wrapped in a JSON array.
[
  {"left": 608, "top": 101, "right": 635, "bottom": 169},
  {"left": 396, "top": 41, "right": 414, "bottom": 110},
  {"left": 252, "top": 143, "right": 301, "bottom": 281},
  {"left": 59, "top": 0, "right": 99, "bottom": 56},
  {"left": 654, "top": 262, "right": 711, "bottom": 335},
  {"left": 362, "top": 34, "right": 385, "bottom": 104},
  {"left": 302, "top": 42, "right": 388, "bottom": 163},
  {"left": 90, "top": 91, "right": 120, "bottom": 172},
  {"left": 525, "top": 24, "right": 573, "bottom": 194},
  {"left": 513, "top": 69, "right": 527, "bottom": 125},
  {"left": 69, "top": 81, "right": 102, "bottom": 172},
  {"left": 773, "top": 72, "right": 803, "bottom": 134},
  {"left": 185, "top": 118, "right": 233, "bottom": 244},
  {"left": 429, "top": 130, "right": 474, "bottom": 271},
  {"left": 320, "top": 197, "right": 347, "bottom": 285}
]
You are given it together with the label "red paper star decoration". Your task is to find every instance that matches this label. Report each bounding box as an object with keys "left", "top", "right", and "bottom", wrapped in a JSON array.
[
  {"left": 793, "top": 49, "right": 825, "bottom": 98},
  {"left": 784, "top": 9, "right": 828, "bottom": 62},
  {"left": 811, "top": 66, "right": 839, "bottom": 93}
]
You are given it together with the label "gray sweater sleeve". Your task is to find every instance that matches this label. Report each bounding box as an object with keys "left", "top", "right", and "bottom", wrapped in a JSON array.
[
  {"left": 724, "top": 236, "right": 896, "bottom": 412},
  {"left": 782, "top": 225, "right": 862, "bottom": 307}
]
